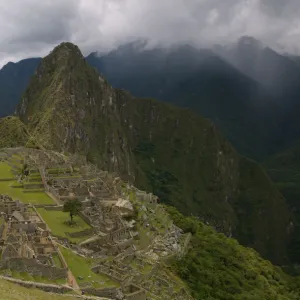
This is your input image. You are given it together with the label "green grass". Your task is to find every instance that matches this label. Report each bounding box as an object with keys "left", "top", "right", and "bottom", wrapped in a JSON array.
[
  {"left": 0, "top": 277, "right": 77, "bottom": 300},
  {"left": 0, "top": 162, "right": 14, "bottom": 178},
  {"left": 37, "top": 208, "right": 91, "bottom": 243},
  {"left": 0, "top": 270, "right": 65, "bottom": 285},
  {"left": 59, "top": 246, "right": 119, "bottom": 288},
  {"left": 166, "top": 206, "right": 300, "bottom": 300},
  {"left": 0, "top": 180, "right": 54, "bottom": 205},
  {"left": 52, "top": 253, "right": 63, "bottom": 268}
]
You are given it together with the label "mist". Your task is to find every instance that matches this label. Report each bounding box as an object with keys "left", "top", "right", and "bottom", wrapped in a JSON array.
[{"left": 1, "top": 0, "right": 300, "bottom": 66}]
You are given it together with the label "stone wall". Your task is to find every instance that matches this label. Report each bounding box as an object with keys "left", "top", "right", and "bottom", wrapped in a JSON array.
[
  {"left": 79, "top": 211, "right": 92, "bottom": 227},
  {"left": 67, "top": 228, "right": 94, "bottom": 238},
  {"left": 43, "top": 206, "right": 63, "bottom": 211},
  {"left": 0, "top": 276, "right": 72, "bottom": 294},
  {"left": 125, "top": 289, "right": 146, "bottom": 300},
  {"left": 82, "top": 287, "right": 119, "bottom": 298},
  {"left": 0, "top": 258, "right": 67, "bottom": 280},
  {"left": 48, "top": 186, "right": 60, "bottom": 201}
]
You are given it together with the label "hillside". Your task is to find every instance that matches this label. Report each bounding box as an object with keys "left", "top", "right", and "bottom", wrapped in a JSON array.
[
  {"left": 264, "top": 143, "right": 300, "bottom": 263},
  {"left": 86, "top": 45, "right": 273, "bottom": 159},
  {"left": 0, "top": 116, "right": 30, "bottom": 148},
  {"left": 166, "top": 206, "right": 300, "bottom": 300},
  {"left": 12, "top": 42, "right": 293, "bottom": 264},
  {"left": 217, "top": 36, "right": 300, "bottom": 152},
  {"left": 3, "top": 41, "right": 300, "bottom": 159},
  {"left": 0, "top": 148, "right": 297, "bottom": 299},
  {"left": 0, "top": 278, "right": 78, "bottom": 300}
]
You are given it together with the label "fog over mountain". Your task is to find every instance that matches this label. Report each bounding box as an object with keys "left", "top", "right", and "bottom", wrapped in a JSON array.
[{"left": 2, "top": 0, "right": 300, "bottom": 66}]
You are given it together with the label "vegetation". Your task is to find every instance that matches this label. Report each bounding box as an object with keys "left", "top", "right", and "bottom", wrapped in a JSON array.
[
  {"left": 165, "top": 206, "right": 300, "bottom": 300},
  {"left": 0, "top": 269, "right": 65, "bottom": 285},
  {"left": 59, "top": 246, "right": 119, "bottom": 288},
  {"left": 63, "top": 199, "right": 82, "bottom": 223},
  {"left": 0, "top": 277, "right": 78, "bottom": 300},
  {"left": 264, "top": 142, "right": 300, "bottom": 264},
  {"left": 37, "top": 208, "right": 91, "bottom": 243},
  {"left": 0, "top": 116, "right": 29, "bottom": 148},
  {"left": 0, "top": 180, "right": 53, "bottom": 205},
  {"left": 0, "top": 162, "right": 14, "bottom": 178}
]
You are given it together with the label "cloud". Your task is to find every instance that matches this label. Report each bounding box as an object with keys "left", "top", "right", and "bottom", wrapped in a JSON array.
[{"left": 1, "top": 0, "right": 300, "bottom": 66}]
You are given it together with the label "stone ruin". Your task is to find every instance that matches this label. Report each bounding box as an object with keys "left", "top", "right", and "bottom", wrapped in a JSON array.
[
  {"left": 0, "top": 196, "right": 67, "bottom": 280},
  {"left": 0, "top": 148, "right": 194, "bottom": 299}
]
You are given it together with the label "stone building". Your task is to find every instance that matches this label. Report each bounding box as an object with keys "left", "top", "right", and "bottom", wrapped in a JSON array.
[
  {"left": 112, "top": 198, "right": 135, "bottom": 217},
  {"left": 0, "top": 195, "right": 25, "bottom": 215}
]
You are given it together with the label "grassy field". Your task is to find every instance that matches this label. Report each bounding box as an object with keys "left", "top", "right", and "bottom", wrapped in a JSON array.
[
  {"left": 0, "top": 181, "right": 54, "bottom": 205},
  {"left": 52, "top": 253, "right": 63, "bottom": 268},
  {"left": 37, "top": 209, "right": 91, "bottom": 243},
  {"left": 59, "top": 246, "right": 119, "bottom": 288},
  {"left": 60, "top": 246, "right": 119, "bottom": 288},
  {"left": 0, "top": 162, "right": 14, "bottom": 178},
  {"left": 0, "top": 162, "right": 54, "bottom": 205},
  {"left": 0, "top": 278, "right": 78, "bottom": 300}
]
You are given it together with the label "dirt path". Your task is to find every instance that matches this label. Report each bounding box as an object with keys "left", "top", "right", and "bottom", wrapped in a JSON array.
[
  {"left": 67, "top": 269, "right": 80, "bottom": 293},
  {"left": 53, "top": 241, "right": 81, "bottom": 294}
]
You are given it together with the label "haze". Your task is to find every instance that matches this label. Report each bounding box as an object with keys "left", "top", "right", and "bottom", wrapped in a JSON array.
[{"left": 0, "top": 0, "right": 300, "bottom": 66}]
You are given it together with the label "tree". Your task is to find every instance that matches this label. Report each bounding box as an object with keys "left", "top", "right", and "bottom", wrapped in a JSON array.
[{"left": 63, "top": 199, "right": 82, "bottom": 223}]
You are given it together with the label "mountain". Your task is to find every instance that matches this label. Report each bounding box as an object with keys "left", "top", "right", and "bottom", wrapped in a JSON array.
[
  {"left": 2, "top": 39, "right": 300, "bottom": 159},
  {"left": 0, "top": 58, "right": 40, "bottom": 117},
  {"left": 11, "top": 42, "right": 293, "bottom": 264},
  {"left": 264, "top": 142, "right": 300, "bottom": 263},
  {"left": 216, "top": 36, "right": 300, "bottom": 151},
  {"left": 166, "top": 206, "right": 300, "bottom": 299},
  {"left": 86, "top": 44, "right": 275, "bottom": 159},
  {"left": 0, "top": 116, "right": 30, "bottom": 148},
  {"left": 215, "top": 36, "right": 300, "bottom": 93}
]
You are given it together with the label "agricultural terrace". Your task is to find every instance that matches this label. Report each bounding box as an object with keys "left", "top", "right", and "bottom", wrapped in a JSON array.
[
  {"left": 37, "top": 208, "right": 92, "bottom": 243},
  {"left": 59, "top": 246, "right": 120, "bottom": 289}
]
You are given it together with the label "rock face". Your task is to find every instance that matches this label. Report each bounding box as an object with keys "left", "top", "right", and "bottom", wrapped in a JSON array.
[
  {"left": 17, "top": 42, "right": 137, "bottom": 183},
  {"left": 16, "top": 42, "right": 292, "bottom": 264}
]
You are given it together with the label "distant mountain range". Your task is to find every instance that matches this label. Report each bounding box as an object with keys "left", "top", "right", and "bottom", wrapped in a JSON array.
[{"left": 3, "top": 36, "right": 300, "bottom": 159}]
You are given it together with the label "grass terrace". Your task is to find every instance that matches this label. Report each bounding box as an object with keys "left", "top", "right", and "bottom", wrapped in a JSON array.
[
  {"left": 0, "top": 180, "right": 54, "bottom": 205},
  {"left": 37, "top": 208, "right": 92, "bottom": 243},
  {"left": 0, "top": 277, "right": 75, "bottom": 300},
  {"left": 0, "top": 162, "right": 14, "bottom": 179},
  {"left": 0, "top": 161, "right": 54, "bottom": 205},
  {"left": 0, "top": 270, "right": 66, "bottom": 285},
  {"left": 59, "top": 246, "right": 120, "bottom": 288}
]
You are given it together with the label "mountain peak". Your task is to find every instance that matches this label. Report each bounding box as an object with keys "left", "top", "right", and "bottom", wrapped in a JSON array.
[
  {"left": 237, "top": 36, "right": 264, "bottom": 50},
  {"left": 37, "top": 42, "right": 84, "bottom": 73},
  {"left": 50, "top": 42, "right": 83, "bottom": 58}
]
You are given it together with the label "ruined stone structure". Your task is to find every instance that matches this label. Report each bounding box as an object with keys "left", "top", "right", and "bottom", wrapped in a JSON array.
[
  {"left": 0, "top": 197, "right": 67, "bottom": 280},
  {"left": 0, "top": 148, "right": 194, "bottom": 299},
  {"left": 0, "top": 195, "right": 25, "bottom": 215}
]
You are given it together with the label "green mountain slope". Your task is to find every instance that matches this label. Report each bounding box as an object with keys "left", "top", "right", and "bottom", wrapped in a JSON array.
[
  {"left": 0, "top": 116, "right": 30, "bottom": 148},
  {"left": 14, "top": 42, "right": 292, "bottom": 264},
  {"left": 86, "top": 45, "right": 274, "bottom": 159},
  {"left": 264, "top": 143, "right": 300, "bottom": 263},
  {"left": 166, "top": 206, "right": 300, "bottom": 300}
]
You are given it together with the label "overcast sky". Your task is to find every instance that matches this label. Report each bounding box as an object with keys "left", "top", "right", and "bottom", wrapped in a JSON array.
[{"left": 0, "top": 0, "right": 300, "bottom": 66}]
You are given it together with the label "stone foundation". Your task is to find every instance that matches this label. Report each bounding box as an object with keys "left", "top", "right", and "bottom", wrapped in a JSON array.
[
  {"left": 0, "top": 276, "right": 72, "bottom": 294},
  {"left": 82, "top": 287, "right": 119, "bottom": 298},
  {"left": 0, "top": 258, "right": 67, "bottom": 280}
]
